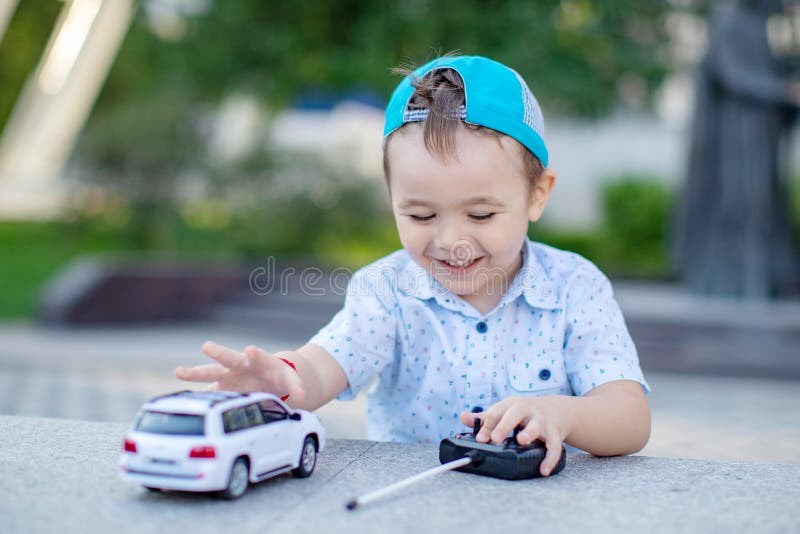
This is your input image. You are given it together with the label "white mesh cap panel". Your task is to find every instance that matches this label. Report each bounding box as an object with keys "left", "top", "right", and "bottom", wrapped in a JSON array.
[{"left": 512, "top": 70, "right": 545, "bottom": 139}]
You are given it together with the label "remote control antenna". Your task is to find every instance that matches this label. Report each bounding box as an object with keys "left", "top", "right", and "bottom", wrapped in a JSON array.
[{"left": 346, "top": 451, "right": 482, "bottom": 511}]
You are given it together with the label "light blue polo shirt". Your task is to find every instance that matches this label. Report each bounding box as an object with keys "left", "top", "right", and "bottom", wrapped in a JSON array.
[{"left": 309, "top": 239, "right": 650, "bottom": 444}]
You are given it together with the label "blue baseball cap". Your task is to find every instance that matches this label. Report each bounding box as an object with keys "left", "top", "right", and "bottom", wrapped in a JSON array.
[{"left": 383, "top": 55, "right": 548, "bottom": 167}]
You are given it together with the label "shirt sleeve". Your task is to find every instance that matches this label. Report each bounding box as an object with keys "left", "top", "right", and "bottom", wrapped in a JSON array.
[
  {"left": 562, "top": 266, "right": 650, "bottom": 397},
  {"left": 308, "top": 266, "right": 398, "bottom": 400}
]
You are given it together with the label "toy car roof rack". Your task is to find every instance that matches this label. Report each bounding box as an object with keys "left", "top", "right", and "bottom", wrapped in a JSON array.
[{"left": 148, "top": 390, "right": 251, "bottom": 406}]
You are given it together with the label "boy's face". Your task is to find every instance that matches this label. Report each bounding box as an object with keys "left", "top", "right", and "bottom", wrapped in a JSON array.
[{"left": 386, "top": 124, "right": 556, "bottom": 309}]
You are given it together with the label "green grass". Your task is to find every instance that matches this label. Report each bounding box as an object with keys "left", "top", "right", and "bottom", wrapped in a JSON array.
[{"left": 0, "top": 221, "right": 115, "bottom": 318}]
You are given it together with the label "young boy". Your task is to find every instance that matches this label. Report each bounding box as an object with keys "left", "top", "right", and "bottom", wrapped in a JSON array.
[{"left": 176, "top": 55, "right": 651, "bottom": 476}]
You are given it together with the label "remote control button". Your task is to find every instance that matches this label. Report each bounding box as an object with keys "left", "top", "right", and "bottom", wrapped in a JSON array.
[
  {"left": 475, "top": 321, "right": 488, "bottom": 334},
  {"left": 539, "top": 368, "right": 551, "bottom": 381}
]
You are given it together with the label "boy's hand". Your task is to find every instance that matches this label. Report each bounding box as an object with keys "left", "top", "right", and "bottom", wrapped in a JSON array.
[
  {"left": 175, "top": 341, "right": 306, "bottom": 402},
  {"left": 459, "top": 395, "right": 571, "bottom": 477}
]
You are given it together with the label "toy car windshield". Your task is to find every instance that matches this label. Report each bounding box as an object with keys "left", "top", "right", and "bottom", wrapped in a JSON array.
[{"left": 135, "top": 411, "right": 205, "bottom": 436}]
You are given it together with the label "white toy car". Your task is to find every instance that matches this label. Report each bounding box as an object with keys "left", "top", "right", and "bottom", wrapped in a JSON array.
[{"left": 119, "top": 390, "right": 326, "bottom": 499}]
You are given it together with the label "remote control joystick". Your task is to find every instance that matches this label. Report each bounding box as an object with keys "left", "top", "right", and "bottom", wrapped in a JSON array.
[
  {"left": 504, "top": 425, "right": 524, "bottom": 448},
  {"left": 473, "top": 417, "right": 481, "bottom": 437}
]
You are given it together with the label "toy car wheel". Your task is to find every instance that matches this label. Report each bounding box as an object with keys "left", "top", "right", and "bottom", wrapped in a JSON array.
[
  {"left": 292, "top": 436, "right": 317, "bottom": 478},
  {"left": 220, "top": 457, "right": 249, "bottom": 500}
]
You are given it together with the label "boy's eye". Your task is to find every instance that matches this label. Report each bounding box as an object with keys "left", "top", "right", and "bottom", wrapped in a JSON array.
[
  {"left": 409, "top": 214, "right": 435, "bottom": 222},
  {"left": 469, "top": 213, "right": 495, "bottom": 220}
]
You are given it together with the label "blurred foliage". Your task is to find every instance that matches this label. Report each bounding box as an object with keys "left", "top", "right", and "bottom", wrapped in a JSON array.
[
  {"left": 68, "top": 123, "right": 400, "bottom": 265},
  {"left": 70, "top": 73, "right": 399, "bottom": 261},
  {"left": 70, "top": 91, "right": 207, "bottom": 249},
  {"left": 97, "top": 0, "right": 673, "bottom": 117},
  {"left": 531, "top": 174, "right": 677, "bottom": 279},
  {"left": 599, "top": 175, "right": 676, "bottom": 277},
  {"left": 203, "top": 156, "right": 401, "bottom": 264},
  {"left": 0, "top": 0, "right": 676, "bottom": 128},
  {"left": 0, "top": 1, "right": 60, "bottom": 128}
]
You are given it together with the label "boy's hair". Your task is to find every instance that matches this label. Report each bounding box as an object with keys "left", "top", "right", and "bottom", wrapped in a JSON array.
[{"left": 383, "top": 63, "right": 545, "bottom": 189}]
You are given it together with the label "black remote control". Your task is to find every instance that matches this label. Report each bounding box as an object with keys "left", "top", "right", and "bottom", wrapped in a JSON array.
[{"left": 438, "top": 418, "right": 566, "bottom": 480}]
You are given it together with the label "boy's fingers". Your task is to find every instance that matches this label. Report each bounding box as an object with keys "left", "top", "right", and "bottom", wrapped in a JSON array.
[
  {"left": 517, "top": 420, "right": 563, "bottom": 475},
  {"left": 244, "top": 345, "right": 286, "bottom": 383},
  {"left": 517, "top": 419, "right": 542, "bottom": 446},
  {"left": 244, "top": 345, "right": 284, "bottom": 373},
  {"left": 243, "top": 346, "right": 264, "bottom": 370},
  {"left": 202, "top": 341, "right": 246, "bottom": 370},
  {"left": 474, "top": 408, "right": 504, "bottom": 442},
  {"left": 243, "top": 345, "right": 305, "bottom": 401},
  {"left": 490, "top": 406, "right": 526, "bottom": 443},
  {"left": 459, "top": 411, "right": 478, "bottom": 427},
  {"left": 175, "top": 363, "right": 227, "bottom": 382},
  {"left": 539, "top": 427, "right": 563, "bottom": 477}
]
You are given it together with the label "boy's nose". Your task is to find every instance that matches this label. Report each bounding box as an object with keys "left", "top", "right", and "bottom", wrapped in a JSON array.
[
  {"left": 433, "top": 221, "right": 460, "bottom": 249},
  {"left": 435, "top": 230, "right": 475, "bottom": 261}
]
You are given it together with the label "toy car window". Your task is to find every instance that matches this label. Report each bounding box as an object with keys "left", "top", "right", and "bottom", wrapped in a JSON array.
[
  {"left": 258, "top": 400, "right": 289, "bottom": 424},
  {"left": 243, "top": 403, "right": 264, "bottom": 426},
  {"left": 136, "top": 411, "right": 205, "bottom": 435},
  {"left": 222, "top": 407, "right": 250, "bottom": 433}
]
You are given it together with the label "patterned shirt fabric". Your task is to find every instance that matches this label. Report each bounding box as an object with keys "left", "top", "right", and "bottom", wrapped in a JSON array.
[{"left": 309, "top": 239, "right": 650, "bottom": 444}]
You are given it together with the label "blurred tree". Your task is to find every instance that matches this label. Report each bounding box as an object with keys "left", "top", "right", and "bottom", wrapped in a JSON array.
[
  {"left": 70, "top": 90, "right": 206, "bottom": 249},
  {"left": 92, "top": 0, "right": 674, "bottom": 117}
]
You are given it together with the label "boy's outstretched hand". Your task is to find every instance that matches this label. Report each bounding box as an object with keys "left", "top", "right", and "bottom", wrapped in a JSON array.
[
  {"left": 459, "top": 395, "right": 569, "bottom": 477},
  {"left": 175, "top": 341, "right": 306, "bottom": 402}
]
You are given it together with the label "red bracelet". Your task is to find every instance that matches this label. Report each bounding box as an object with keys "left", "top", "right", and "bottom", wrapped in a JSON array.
[{"left": 278, "top": 357, "right": 297, "bottom": 401}]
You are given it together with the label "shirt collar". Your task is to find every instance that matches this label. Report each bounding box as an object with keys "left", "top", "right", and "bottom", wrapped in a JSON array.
[{"left": 397, "top": 239, "right": 562, "bottom": 316}]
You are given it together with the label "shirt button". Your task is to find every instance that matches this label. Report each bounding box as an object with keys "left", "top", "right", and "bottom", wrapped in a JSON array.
[
  {"left": 471, "top": 406, "right": 484, "bottom": 413},
  {"left": 539, "top": 368, "right": 551, "bottom": 381},
  {"left": 475, "top": 321, "right": 488, "bottom": 334}
]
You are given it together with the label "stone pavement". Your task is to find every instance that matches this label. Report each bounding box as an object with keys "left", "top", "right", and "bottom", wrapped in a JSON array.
[
  {"left": 2, "top": 415, "right": 798, "bottom": 534},
  {"left": 0, "top": 322, "right": 798, "bottom": 463}
]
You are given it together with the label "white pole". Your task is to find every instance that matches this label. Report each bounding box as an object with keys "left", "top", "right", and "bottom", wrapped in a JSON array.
[{"left": 0, "top": 0, "right": 134, "bottom": 220}]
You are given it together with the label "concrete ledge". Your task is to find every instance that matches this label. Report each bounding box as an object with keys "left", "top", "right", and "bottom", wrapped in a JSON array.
[{"left": 1, "top": 415, "right": 797, "bottom": 533}]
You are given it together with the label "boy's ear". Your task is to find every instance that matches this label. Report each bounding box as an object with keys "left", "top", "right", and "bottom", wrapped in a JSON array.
[{"left": 527, "top": 168, "right": 557, "bottom": 222}]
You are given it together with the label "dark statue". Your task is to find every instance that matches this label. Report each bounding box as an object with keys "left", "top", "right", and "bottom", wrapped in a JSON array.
[{"left": 674, "top": 0, "right": 800, "bottom": 298}]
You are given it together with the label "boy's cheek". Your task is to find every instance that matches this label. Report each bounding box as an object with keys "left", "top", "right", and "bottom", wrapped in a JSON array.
[{"left": 394, "top": 224, "right": 426, "bottom": 253}]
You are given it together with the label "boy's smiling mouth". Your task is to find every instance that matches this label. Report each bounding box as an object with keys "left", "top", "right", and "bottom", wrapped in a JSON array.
[{"left": 432, "top": 256, "right": 484, "bottom": 273}]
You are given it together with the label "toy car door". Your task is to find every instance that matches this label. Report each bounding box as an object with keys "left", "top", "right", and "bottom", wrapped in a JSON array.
[
  {"left": 257, "top": 399, "right": 294, "bottom": 467},
  {"left": 222, "top": 405, "right": 273, "bottom": 475},
  {"left": 238, "top": 403, "right": 273, "bottom": 476}
]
